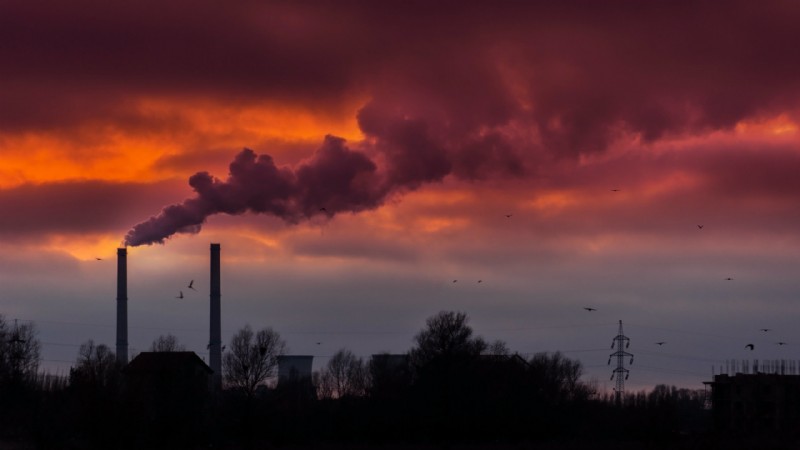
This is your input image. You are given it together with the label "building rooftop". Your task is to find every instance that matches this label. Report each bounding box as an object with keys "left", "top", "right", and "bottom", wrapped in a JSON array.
[{"left": 125, "top": 351, "right": 213, "bottom": 374}]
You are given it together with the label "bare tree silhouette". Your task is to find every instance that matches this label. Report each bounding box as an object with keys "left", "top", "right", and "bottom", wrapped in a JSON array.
[
  {"left": 149, "top": 333, "right": 185, "bottom": 352},
  {"left": 223, "top": 324, "right": 286, "bottom": 397},
  {"left": 0, "top": 315, "right": 41, "bottom": 386},
  {"left": 529, "top": 351, "right": 594, "bottom": 404},
  {"left": 410, "top": 311, "right": 487, "bottom": 369},
  {"left": 316, "top": 348, "right": 368, "bottom": 399},
  {"left": 69, "top": 340, "right": 119, "bottom": 389}
]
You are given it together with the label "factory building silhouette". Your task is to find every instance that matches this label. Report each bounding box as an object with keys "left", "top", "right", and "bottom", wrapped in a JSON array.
[
  {"left": 112, "top": 242, "right": 800, "bottom": 439},
  {"left": 114, "top": 243, "right": 315, "bottom": 393},
  {"left": 706, "top": 362, "right": 800, "bottom": 432}
]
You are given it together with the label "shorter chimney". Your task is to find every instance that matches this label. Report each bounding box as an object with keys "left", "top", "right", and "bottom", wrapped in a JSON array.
[
  {"left": 209, "top": 243, "right": 222, "bottom": 390},
  {"left": 116, "top": 248, "right": 128, "bottom": 364}
]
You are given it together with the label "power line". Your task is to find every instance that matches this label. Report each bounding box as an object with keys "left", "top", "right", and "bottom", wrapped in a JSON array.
[
  {"left": 634, "top": 364, "right": 708, "bottom": 378},
  {"left": 40, "top": 359, "right": 77, "bottom": 365},
  {"left": 517, "top": 348, "right": 609, "bottom": 357},
  {"left": 40, "top": 341, "right": 83, "bottom": 348},
  {"left": 17, "top": 316, "right": 617, "bottom": 337},
  {"left": 22, "top": 317, "right": 414, "bottom": 336},
  {"left": 635, "top": 349, "right": 722, "bottom": 364},
  {"left": 483, "top": 322, "right": 613, "bottom": 333},
  {"left": 625, "top": 322, "right": 761, "bottom": 342}
]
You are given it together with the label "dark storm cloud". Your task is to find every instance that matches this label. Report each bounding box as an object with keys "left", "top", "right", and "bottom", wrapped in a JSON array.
[
  {"left": 0, "top": 180, "right": 185, "bottom": 237},
  {"left": 152, "top": 139, "right": 320, "bottom": 175},
  {"left": 518, "top": 138, "right": 800, "bottom": 239},
  {"left": 0, "top": 0, "right": 366, "bottom": 131},
  {"left": 8, "top": 1, "right": 800, "bottom": 246},
  {"left": 695, "top": 144, "right": 800, "bottom": 199},
  {"left": 4, "top": 0, "right": 800, "bottom": 157}
]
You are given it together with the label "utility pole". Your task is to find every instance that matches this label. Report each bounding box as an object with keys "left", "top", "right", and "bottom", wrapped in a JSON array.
[{"left": 608, "top": 319, "right": 633, "bottom": 405}]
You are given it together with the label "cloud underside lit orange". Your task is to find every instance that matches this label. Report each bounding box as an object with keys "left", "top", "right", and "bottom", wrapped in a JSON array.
[
  {"left": 2, "top": 111, "right": 799, "bottom": 262},
  {"left": 0, "top": 97, "right": 365, "bottom": 188}
]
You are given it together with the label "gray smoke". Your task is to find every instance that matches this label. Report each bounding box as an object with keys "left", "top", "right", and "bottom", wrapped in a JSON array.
[{"left": 124, "top": 135, "right": 388, "bottom": 246}]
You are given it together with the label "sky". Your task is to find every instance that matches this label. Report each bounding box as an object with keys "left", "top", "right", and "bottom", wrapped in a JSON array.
[{"left": 2, "top": 0, "right": 800, "bottom": 392}]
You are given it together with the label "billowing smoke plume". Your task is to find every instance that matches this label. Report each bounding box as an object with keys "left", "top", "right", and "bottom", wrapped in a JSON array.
[
  {"left": 125, "top": 96, "right": 529, "bottom": 247},
  {"left": 125, "top": 136, "right": 389, "bottom": 246}
]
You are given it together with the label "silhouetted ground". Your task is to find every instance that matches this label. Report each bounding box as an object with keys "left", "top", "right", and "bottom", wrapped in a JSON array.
[
  {"left": 228, "top": 438, "right": 800, "bottom": 450},
  {"left": 6, "top": 313, "right": 800, "bottom": 450},
  {"left": 5, "top": 433, "right": 800, "bottom": 449},
  {"left": 0, "top": 439, "right": 36, "bottom": 450}
]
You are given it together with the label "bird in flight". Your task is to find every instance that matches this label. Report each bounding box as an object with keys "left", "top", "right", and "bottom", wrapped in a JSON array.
[
  {"left": 610, "top": 189, "right": 620, "bottom": 192},
  {"left": 697, "top": 225, "right": 704, "bottom": 229},
  {"left": 725, "top": 277, "right": 734, "bottom": 281},
  {"left": 477, "top": 280, "right": 483, "bottom": 283},
  {"left": 319, "top": 207, "right": 328, "bottom": 213},
  {"left": 95, "top": 257, "right": 103, "bottom": 261},
  {"left": 453, "top": 279, "right": 458, "bottom": 283},
  {"left": 745, "top": 344, "right": 754, "bottom": 350},
  {"left": 316, "top": 342, "right": 321, "bottom": 345},
  {"left": 583, "top": 307, "right": 597, "bottom": 312},
  {"left": 777, "top": 342, "right": 788, "bottom": 346},
  {"left": 176, "top": 291, "right": 184, "bottom": 299},
  {"left": 760, "top": 328, "right": 771, "bottom": 332},
  {"left": 505, "top": 214, "right": 513, "bottom": 218},
  {"left": 188, "top": 280, "right": 196, "bottom": 290},
  {"left": 655, "top": 342, "right": 666, "bottom": 346}
]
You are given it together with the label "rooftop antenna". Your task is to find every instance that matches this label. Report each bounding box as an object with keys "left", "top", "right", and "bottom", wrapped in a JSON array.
[{"left": 608, "top": 319, "right": 633, "bottom": 405}]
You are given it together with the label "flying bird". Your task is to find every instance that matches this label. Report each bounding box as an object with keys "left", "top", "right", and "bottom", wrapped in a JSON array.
[
  {"left": 505, "top": 214, "right": 513, "bottom": 218},
  {"left": 777, "top": 342, "right": 788, "bottom": 346},
  {"left": 188, "top": 280, "right": 196, "bottom": 290},
  {"left": 697, "top": 225, "right": 704, "bottom": 229},
  {"left": 477, "top": 280, "right": 483, "bottom": 283},
  {"left": 655, "top": 342, "right": 666, "bottom": 346},
  {"left": 725, "top": 277, "right": 734, "bottom": 281},
  {"left": 176, "top": 291, "right": 184, "bottom": 299},
  {"left": 760, "top": 328, "right": 771, "bottom": 332},
  {"left": 453, "top": 279, "right": 457, "bottom": 283},
  {"left": 610, "top": 189, "right": 620, "bottom": 192},
  {"left": 745, "top": 344, "right": 754, "bottom": 350},
  {"left": 319, "top": 207, "right": 328, "bottom": 213},
  {"left": 95, "top": 257, "right": 103, "bottom": 261},
  {"left": 584, "top": 307, "right": 597, "bottom": 312}
]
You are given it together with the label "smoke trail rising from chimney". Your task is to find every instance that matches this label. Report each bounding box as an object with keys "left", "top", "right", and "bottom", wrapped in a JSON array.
[
  {"left": 124, "top": 103, "right": 523, "bottom": 246},
  {"left": 124, "top": 135, "right": 390, "bottom": 246}
]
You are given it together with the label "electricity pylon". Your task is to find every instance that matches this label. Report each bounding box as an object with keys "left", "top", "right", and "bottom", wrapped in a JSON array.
[{"left": 608, "top": 319, "right": 633, "bottom": 405}]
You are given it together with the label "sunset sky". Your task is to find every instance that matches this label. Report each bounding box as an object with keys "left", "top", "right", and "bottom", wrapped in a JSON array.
[{"left": 3, "top": 0, "right": 800, "bottom": 391}]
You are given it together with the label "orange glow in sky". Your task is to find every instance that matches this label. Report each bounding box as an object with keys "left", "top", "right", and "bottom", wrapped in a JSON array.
[
  {"left": 735, "top": 114, "right": 798, "bottom": 136},
  {"left": 0, "top": 97, "right": 366, "bottom": 188}
]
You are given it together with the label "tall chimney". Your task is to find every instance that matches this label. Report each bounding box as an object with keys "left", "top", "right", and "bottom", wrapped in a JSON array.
[
  {"left": 116, "top": 248, "right": 128, "bottom": 364},
  {"left": 209, "top": 243, "right": 222, "bottom": 390}
]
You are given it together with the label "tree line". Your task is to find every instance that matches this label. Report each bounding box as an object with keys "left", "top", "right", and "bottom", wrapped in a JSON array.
[{"left": 0, "top": 312, "right": 713, "bottom": 449}]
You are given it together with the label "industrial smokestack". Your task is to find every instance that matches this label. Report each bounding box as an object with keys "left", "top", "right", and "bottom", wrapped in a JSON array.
[
  {"left": 116, "top": 248, "right": 128, "bottom": 364},
  {"left": 209, "top": 243, "right": 222, "bottom": 390}
]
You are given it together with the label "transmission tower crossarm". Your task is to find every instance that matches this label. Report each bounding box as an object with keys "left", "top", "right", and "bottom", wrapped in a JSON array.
[{"left": 609, "top": 320, "right": 633, "bottom": 404}]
